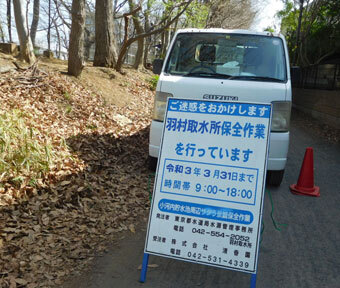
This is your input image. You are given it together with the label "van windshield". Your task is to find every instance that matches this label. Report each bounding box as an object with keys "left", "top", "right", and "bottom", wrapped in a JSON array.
[{"left": 164, "top": 33, "right": 287, "bottom": 82}]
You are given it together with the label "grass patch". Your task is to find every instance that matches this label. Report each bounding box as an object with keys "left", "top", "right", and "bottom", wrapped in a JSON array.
[
  {"left": 148, "top": 75, "right": 159, "bottom": 91},
  {"left": 63, "top": 91, "right": 72, "bottom": 101},
  {"left": 65, "top": 104, "right": 73, "bottom": 114},
  {"left": 86, "top": 123, "right": 97, "bottom": 130},
  {"left": 0, "top": 110, "right": 54, "bottom": 184}
]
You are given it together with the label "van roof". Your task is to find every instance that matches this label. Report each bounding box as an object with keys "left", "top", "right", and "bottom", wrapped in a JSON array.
[{"left": 176, "top": 28, "right": 283, "bottom": 39}]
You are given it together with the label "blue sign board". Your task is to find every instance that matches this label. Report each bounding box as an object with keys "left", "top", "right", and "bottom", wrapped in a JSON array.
[{"left": 144, "top": 98, "right": 272, "bottom": 274}]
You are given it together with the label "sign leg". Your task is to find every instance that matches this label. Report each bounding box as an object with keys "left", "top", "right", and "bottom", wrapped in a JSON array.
[
  {"left": 250, "top": 273, "right": 257, "bottom": 288},
  {"left": 139, "top": 253, "right": 150, "bottom": 283}
]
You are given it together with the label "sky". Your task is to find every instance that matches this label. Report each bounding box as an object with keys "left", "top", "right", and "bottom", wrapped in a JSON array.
[{"left": 251, "top": 0, "right": 285, "bottom": 32}]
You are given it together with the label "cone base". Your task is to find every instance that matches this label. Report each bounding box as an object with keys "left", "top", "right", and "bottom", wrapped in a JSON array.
[{"left": 290, "top": 184, "right": 320, "bottom": 197}]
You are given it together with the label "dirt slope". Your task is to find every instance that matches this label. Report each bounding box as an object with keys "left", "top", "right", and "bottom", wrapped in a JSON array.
[{"left": 0, "top": 54, "right": 155, "bottom": 287}]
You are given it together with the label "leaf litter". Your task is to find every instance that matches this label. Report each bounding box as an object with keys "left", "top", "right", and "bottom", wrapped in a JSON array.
[{"left": 0, "top": 63, "right": 155, "bottom": 287}]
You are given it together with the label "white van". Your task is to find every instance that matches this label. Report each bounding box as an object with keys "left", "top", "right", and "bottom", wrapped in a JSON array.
[{"left": 149, "top": 29, "right": 291, "bottom": 186}]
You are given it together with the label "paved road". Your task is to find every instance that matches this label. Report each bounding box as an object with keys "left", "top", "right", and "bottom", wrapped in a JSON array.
[{"left": 65, "top": 111, "right": 340, "bottom": 288}]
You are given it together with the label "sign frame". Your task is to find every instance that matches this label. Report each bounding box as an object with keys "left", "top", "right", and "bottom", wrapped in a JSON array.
[{"left": 140, "top": 98, "right": 272, "bottom": 287}]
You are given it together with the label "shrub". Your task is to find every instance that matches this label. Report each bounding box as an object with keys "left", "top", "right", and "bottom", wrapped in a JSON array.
[{"left": 148, "top": 75, "right": 159, "bottom": 91}]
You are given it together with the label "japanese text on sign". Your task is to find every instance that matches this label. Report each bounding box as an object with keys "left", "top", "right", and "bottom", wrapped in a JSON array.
[{"left": 145, "top": 99, "right": 271, "bottom": 274}]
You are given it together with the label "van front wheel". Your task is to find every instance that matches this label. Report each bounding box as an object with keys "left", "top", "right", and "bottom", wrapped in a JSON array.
[{"left": 266, "top": 170, "right": 284, "bottom": 186}]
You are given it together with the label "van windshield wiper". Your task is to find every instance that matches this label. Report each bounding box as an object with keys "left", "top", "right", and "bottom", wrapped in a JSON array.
[
  {"left": 184, "top": 72, "right": 232, "bottom": 79},
  {"left": 229, "top": 75, "right": 285, "bottom": 82}
]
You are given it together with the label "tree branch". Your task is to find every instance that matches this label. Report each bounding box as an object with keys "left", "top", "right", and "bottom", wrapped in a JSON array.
[
  {"left": 129, "top": 0, "right": 193, "bottom": 42},
  {"left": 53, "top": 0, "right": 71, "bottom": 29},
  {"left": 115, "top": 4, "right": 141, "bottom": 19}
]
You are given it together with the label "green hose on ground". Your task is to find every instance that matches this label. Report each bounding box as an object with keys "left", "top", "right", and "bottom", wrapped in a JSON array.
[{"left": 266, "top": 189, "right": 288, "bottom": 231}]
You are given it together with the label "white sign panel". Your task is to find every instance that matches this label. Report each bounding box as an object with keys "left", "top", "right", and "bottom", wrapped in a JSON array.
[{"left": 145, "top": 98, "right": 272, "bottom": 273}]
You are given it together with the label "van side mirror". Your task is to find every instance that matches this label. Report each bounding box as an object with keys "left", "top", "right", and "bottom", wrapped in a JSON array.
[{"left": 152, "top": 59, "right": 164, "bottom": 75}]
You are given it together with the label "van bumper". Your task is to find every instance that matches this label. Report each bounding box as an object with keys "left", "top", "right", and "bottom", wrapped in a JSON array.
[{"left": 149, "top": 120, "right": 289, "bottom": 171}]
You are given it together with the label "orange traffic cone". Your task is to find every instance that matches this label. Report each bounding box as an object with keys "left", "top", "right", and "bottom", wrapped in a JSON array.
[{"left": 290, "top": 147, "right": 320, "bottom": 197}]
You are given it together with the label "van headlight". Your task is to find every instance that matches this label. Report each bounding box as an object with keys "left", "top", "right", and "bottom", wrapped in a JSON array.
[
  {"left": 152, "top": 91, "right": 173, "bottom": 121},
  {"left": 271, "top": 101, "right": 291, "bottom": 132}
]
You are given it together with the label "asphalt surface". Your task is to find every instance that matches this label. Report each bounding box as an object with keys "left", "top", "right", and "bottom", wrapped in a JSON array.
[{"left": 65, "top": 111, "right": 340, "bottom": 288}]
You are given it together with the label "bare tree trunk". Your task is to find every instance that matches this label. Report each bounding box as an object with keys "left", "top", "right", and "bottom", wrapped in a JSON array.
[
  {"left": 47, "top": 0, "right": 51, "bottom": 51},
  {"left": 7, "top": 0, "right": 12, "bottom": 42},
  {"left": 13, "top": 0, "right": 36, "bottom": 63},
  {"left": 128, "top": 0, "right": 144, "bottom": 69},
  {"left": 115, "top": 0, "right": 194, "bottom": 72},
  {"left": 93, "top": 0, "right": 117, "bottom": 67},
  {"left": 0, "top": 24, "right": 5, "bottom": 42},
  {"left": 30, "top": 0, "right": 40, "bottom": 46},
  {"left": 143, "top": 40, "right": 150, "bottom": 68},
  {"left": 162, "top": 27, "right": 171, "bottom": 57},
  {"left": 68, "top": 0, "right": 85, "bottom": 77},
  {"left": 142, "top": 0, "right": 152, "bottom": 69},
  {"left": 84, "top": 29, "right": 93, "bottom": 60},
  {"left": 115, "top": 39, "right": 132, "bottom": 72},
  {"left": 173, "top": 17, "right": 179, "bottom": 39},
  {"left": 115, "top": 13, "right": 131, "bottom": 72},
  {"left": 133, "top": 38, "right": 144, "bottom": 69},
  {"left": 294, "top": 0, "right": 304, "bottom": 65},
  {"left": 53, "top": 18, "right": 61, "bottom": 58},
  {"left": 161, "top": 30, "right": 167, "bottom": 57}
]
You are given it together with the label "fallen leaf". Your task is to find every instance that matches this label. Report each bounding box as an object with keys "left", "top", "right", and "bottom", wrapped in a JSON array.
[
  {"left": 15, "top": 278, "right": 28, "bottom": 285},
  {"left": 32, "top": 255, "right": 43, "bottom": 262},
  {"left": 137, "top": 263, "right": 159, "bottom": 270},
  {"left": 60, "top": 180, "right": 71, "bottom": 186},
  {"left": 129, "top": 224, "right": 136, "bottom": 233}
]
